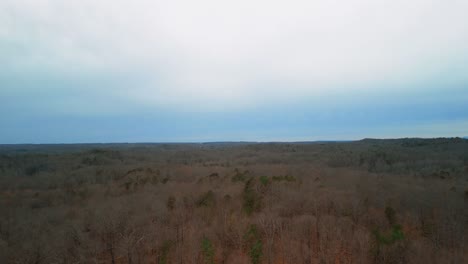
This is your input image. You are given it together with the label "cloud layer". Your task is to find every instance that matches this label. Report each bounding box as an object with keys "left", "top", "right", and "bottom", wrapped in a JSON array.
[{"left": 1, "top": 0, "right": 468, "bottom": 142}]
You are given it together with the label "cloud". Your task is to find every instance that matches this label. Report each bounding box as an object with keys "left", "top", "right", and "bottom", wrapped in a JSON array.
[
  {"left": 0, "top": 0, "right": 468, "bottom": 143},
  {"left": 2, "top": 0, "right": 468, "bottom": 113}
]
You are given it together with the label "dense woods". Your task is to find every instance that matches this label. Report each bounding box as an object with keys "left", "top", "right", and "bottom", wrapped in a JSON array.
[{"left": 0, "top": 138, "right": 467, "bottom": 263}]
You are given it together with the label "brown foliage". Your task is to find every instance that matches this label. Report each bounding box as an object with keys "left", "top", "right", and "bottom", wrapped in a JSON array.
[{"left": 0, "top": 139, "right": 467, "bottom": 263}]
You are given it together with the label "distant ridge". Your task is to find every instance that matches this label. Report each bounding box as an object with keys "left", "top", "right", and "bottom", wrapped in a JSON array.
[{"left": 361, "top": 137, "right": 467, "bottom": 141}]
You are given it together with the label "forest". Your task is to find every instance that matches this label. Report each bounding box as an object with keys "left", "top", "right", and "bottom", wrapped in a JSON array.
[{"left": 0, "top": 138, "right": 467, "bottom": 263}]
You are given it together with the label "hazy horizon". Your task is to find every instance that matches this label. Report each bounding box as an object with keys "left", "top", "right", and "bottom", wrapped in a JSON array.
[
  {"left": 1, "top": 137, "right": 467, "bottom": 146},
  {"left": 1, "top": 0, "right": 468, "bottom": 143}
]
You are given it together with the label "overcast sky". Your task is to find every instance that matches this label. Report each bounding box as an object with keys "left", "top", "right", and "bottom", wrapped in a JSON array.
[{"left": 1, "top": 0, "right": 468, "bottom": 143}]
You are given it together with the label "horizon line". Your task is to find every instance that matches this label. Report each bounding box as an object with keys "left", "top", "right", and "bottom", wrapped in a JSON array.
[{"left": 0, "top": 136, "right": 466, "bottom": 146}]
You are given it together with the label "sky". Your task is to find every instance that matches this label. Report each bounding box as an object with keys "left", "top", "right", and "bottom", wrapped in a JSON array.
[{"left": 1, "top": 0, "right": 468, "bottom": 143}]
